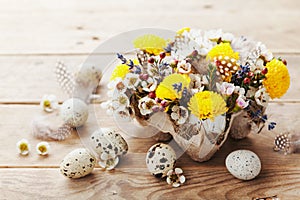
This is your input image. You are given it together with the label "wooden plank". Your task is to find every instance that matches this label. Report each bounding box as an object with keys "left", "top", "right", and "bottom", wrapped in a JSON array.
[
  {"left": 0, "top": 168, "right": 299, "bottom": 200},
  {"left": 0, "top": 0, "right": 299, "bottom": 54},
  {"left": 1, "top": 103, "right": 300, "bottom": 168},
  {"left": 0, "top": 54, "right": 299, "bottom": 102}
]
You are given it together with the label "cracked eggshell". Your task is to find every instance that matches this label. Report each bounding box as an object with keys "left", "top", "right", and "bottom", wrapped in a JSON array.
[
  {"left": 225, "top": 150, "right": 261, "bottom": 180},
  {"left": 60, "top": 98, "right": 88, "bottom": 127},
  {"left": 146, "top": 143, "right": 176, "bottom": 178},
  {"left": 60, "top": 148, "right": 96, "bottom": 179},
  {"left": 90, "top": 128, "right": 128, "bottom": 159}
]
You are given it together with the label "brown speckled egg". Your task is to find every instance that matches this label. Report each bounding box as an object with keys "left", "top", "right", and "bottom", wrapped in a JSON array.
[
  {"left": 60, "top": 98, "right": 88, "bottom": 127},
  {"left": 225, "top": 150, "right": 261, "bottom": 180},
  {"left": 60, "top": 148, "right": 96, "bottom": 179},
  {"left": 90, "top": 128, "right": 128, "bottom": 170},
  {"left": 146, "top": 143, "right": 176, "bottom": 178}
]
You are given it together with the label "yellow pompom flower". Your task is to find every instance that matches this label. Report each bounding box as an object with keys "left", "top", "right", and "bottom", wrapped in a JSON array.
[
  {"left": 207, "top": 43, "right": 239, "bottom": 61},
  {"left": 177, "top": 27, "right": 191, "bottom": 35},
  {"left": 110, "top": 64, "right": 130, "bottom": 81},
  {"left": 207, "top": 43, "right": 240, "bottom": 82},
  {"left": 133, "top": 34, "right": 167, "bottom": 55},
  {"left": 263, "top": 59, "right": 290, "bottom": 99},
  {"left": 156, "top": 74, "right": 190, "bottom": 100},
  {"left": 188, "top": 91, "right": 228, "bottom": 121}
]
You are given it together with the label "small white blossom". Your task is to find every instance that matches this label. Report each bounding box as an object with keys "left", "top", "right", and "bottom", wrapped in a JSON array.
[
  {"left": 177, "top": 60, "right": 192, "bottom": 74},
  {"left": 141, "top": 77, "right": 157, "bottom": 92},
  {"left": 111, "top": 93, "right": 130, "bottom": 110},
  {"left": 40, "top": 94, "right": 58, "bottom": 113},
  {"left": 138, "top": 96, "right": 157, "bottom": 115},
  {"left": 16, "top": 139, "right": 30, "bottom": 155},
  {"left": 257, "top": 42, "right": 273, "bottom": 61},
  {"left": 36, "top": 141, "right": 50, "bottom": 156},
  {"left": 236, "top": 96, "right": 249, "bottom": 108},
  {"left": 101, "top": 100, "right": 114, "bottom": 116},
  {"left": 124, "top": 73, "right": 141, "bottom": 89},
  {"left": 234, "top": 86, "right": 246, "bottom": 96},
  {"left": 222, "top": 32, "right": 234, "bottom": 42},
  {"left": 189, "top": 74, "right": 206, "bottom": 94},
  {"left": 205, "top": 29, "right": 223, "bottom": 41},
  {"left": 113, "top": 108, "right": 131, "bottom": 122},
  {"left": 166, "top": 168, "right": 186, "bottom": 188},
  {"left": 171, "top": 106, "right": 189, "bottom": 125},
  {"left": 107, "top": 78, "right": 127, "bottom": 96},
  {"left": 254, "top": 87, "right": 269, "bottom": 106},
  {"left": 217, "top": 82, "right": 235, "bottom": 95}
]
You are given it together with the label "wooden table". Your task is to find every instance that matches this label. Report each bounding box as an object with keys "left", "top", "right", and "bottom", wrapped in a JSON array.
[{"left": 1, "top": 0, "right": 300, "bottom": 199}]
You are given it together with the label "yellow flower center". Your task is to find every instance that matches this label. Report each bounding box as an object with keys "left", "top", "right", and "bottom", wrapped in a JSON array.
[
  {"left": 38, "top": 145, "right": 47, "bottom": 153},
  {"left": 19, "top": 143, "right": 28, "bottom": 151},
  {"left": 43, "top": 100, "right": 51, "bottom": 108}
]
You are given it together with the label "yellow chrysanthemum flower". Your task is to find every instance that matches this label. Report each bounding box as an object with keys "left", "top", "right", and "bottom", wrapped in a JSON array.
[
  {"left": 133, "top": 34, "right": 167, "bottom": 55},
  {"left": 188, "top": 91, "right": 228, "bottom": 121},
  {"left": 110, "top": 64, "right": 130, "bottom": 81},
  {"left": 177, "top": 27, "right": 191, "bottom": 35},
  {"left": 207, "top": 43, "right": 239, "bottom": 61},
  {"left": 263, "top": 59, "right": 290, "bottom": 99},
  {"left": 156, "top": 74, "right": 190, "bottom": 100}
]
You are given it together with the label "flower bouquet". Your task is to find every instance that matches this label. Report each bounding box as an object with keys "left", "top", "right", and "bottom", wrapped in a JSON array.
[{"left": 102, "top": 28, "right": 290, "bottom": 162}]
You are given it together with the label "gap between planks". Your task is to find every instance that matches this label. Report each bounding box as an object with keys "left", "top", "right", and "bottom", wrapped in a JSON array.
[{"left": 0, "top": 99, "right": 300, "bottom": 105}]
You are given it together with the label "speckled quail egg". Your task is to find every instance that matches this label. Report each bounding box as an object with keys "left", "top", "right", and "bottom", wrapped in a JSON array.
[
  {"left": 225, "top": 150, "right": 261, "bottom": 180},
  {"left": 146, "top": 143, "right": 176, "bottom": 178},
  {"left": 60, "top": 148, "right": 96, "bottom": 179},
  {"left": 60, "top": 98, "right": 89, "bottom": 127},
  {"left": 75, "top": 64, "right": 102, "bottom": 86},
  {"left": 90, "top": 128, "right": 128, "bottom": 170}
]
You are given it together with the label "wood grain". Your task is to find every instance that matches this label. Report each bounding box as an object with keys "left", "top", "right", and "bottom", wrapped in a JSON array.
[
  {"left": 0, "top": 0, "right": 299, "bottom": 54},
  {"left": 0, "top": 54, "right": 298, "bottom": 102},
  {"left": 0, "top": 168, "right": 299, "bottom": 200},
  {"left": 1, "top": 0, "right": 300, "bottom": 199},
  {"left": 1, "top": 103, "right": 300, "bottom": 169}
]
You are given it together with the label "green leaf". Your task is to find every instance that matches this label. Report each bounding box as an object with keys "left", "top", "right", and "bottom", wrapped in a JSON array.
[{"left": 207, "top": 63, "right": 218, "bottom": 91}]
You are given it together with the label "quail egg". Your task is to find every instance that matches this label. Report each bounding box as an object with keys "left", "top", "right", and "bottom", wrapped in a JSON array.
[
  {"left": 60, "top": 148, "right": 96, "bottom": 179},
  {"left": 90, "top": 128, "right": 128, "bottom": 170},
  {"left": 146, "top": 143, "right": 176, "bottom": 178},
  {"left": 225, "top": 149, "right": 261, "bottom": 180},
  {"left": 75, "top": 64, "right": 102, "bottom": 86},
  {"left": 60, "top": 98, "right": 89, "bottom": 127}
]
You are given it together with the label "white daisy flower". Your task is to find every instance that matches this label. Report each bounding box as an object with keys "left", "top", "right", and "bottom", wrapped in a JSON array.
[
  {"left": 40, "top": 94, "right": 58, "bottom": 113},
  {"left": 16, "top": 139, "right": 30, "bottom": 155},
  {"left": 36, "top": 141, "right": 50, "bottom": 156}
]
